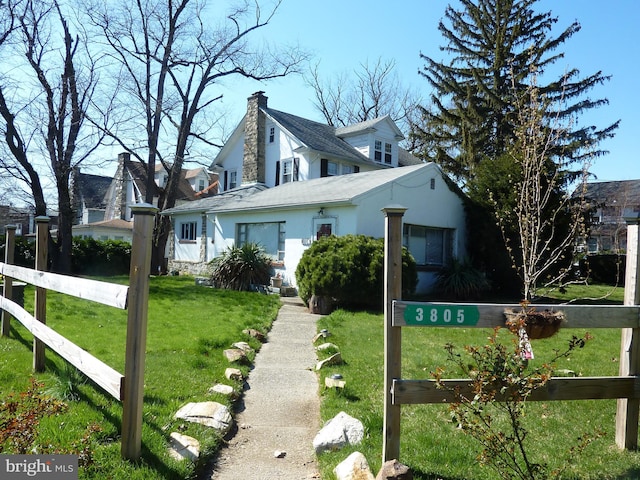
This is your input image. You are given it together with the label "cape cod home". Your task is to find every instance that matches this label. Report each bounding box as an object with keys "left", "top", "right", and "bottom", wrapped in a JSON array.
[{"left": 163, "top": 91, "right": 467, "bottom": 294}]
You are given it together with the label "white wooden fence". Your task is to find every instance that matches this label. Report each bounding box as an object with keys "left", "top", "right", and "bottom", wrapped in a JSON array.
[
  {"left": 1, "top": 204, "right": 157, "bottom": 460},
  {"left": 381, "top": 207, "right": 640, "bottom": 463}
]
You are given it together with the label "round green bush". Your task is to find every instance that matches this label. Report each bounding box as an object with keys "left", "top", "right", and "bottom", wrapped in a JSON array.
[{"left": 295, "top": 234, "right": 417, "bottom": 311}]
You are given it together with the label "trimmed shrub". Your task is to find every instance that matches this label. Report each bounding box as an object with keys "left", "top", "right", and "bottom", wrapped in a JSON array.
[
  {"left": 295, "top": 234, "right": 417, "bottom": 311},
  {"left": 71, "top": 238, "right": 131, "bottom": 276},
  {"left": 209, "top": 242, "right": 272, "bottom": 291},
  {"left": 0, "top": 235, "right": 36, "bottom": 268}
]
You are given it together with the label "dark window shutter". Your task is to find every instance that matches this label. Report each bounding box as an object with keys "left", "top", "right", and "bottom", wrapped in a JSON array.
[
  {"left": 275, "top": 161, "right": 280, "bottom": 186},
  {"left": 354, "top": 165, "right": 360, "bottom": 173},
  {"left": 293, "top": 158, "right": 299, "bottom": 181},
  {"left": 320, "top": 158, "right": 328, "bottom": 177},
  {"left": 224, "top": 171, "right": 228, "bottom": 190}
]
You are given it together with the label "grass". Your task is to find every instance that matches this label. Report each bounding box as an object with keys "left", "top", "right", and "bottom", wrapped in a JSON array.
[
  {"left": 0, "top": 275, "right": 281, "bottom": 479},
  {"left": 314, "top": 284, "right": 640, "bottom": 479}
]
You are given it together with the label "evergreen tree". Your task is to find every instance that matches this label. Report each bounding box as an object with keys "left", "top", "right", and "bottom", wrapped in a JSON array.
[
  {"left": 412, "top": 0, "right": 618, "bottom": 187},
  {"left": 412, "top": 0, "right": 618, "bottom": 296}
]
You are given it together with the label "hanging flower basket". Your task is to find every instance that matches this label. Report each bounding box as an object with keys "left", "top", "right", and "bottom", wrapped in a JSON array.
[{"left": 504, "top": 307, "right": 565, "bottom": 340}]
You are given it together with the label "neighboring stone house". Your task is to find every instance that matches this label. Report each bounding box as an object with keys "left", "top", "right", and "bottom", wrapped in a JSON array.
[
  {"left": 71, "top": 153, "right": 219, "bottom": 242},
  {"left": 582, "top": 180, "right": 640, "bottom": 253},
  {"left": 163, "top": 91, "right": 467, "bottom": 294}
]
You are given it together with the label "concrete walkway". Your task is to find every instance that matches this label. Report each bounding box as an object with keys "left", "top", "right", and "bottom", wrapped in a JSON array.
[{"left": 203, "top": 296, "right": 321, "bottom": 480}]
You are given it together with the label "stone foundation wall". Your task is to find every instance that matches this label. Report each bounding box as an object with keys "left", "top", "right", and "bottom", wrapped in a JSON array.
[{"left": 168, "top": 260, "right": 210, "bottom": 277}]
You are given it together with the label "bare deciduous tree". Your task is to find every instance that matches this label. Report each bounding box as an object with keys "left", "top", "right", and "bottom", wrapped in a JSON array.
[
  {"left": 494, "top": 68, "right": 591, "bottom": 301},
  {"left": 307, "top": 57, "right": 421, "bottom": 148},
  {"left": 0, "top": 0, "right": 103, "bottom": 272},
  {"left": 87, "top": 0, "right": 308, "bottom": 272}
]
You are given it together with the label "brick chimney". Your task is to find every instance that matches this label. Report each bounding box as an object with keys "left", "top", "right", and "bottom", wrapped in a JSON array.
[{"left": 242, "top": 91, "right": 267, "bottom": 184}]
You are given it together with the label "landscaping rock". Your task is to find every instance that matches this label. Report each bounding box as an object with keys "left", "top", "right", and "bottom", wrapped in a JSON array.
[
  {"left": 208, "top": 383, "right": 238, "bottom": 399},
  {"left": 223, "top": 348, "right": 247, "bottom": 363},
  {"left": 312, "top": 411, "right": 364, "bottom": 454},
  {"left": 334, "top": 451, "right": 375, "bottom": 480},
  {"left": 174, "top": 401, "right": 233, "bottom": 434},
  {"left": 243, "top": 328, "right": 266, "bottom": 342},
  {"left": 316, "top": 342, "right": 339, "bottom": 351},
  {"left": 232, "top": 341, "right": 254, "bottom": 354},
  {"left": 168, "top": 432, "right": 200, "bottom": 462},
  {"left": 225, "top": 368, "right": 243, "bottom": 381},
  {"left": 375, "top": 459, "right": 413, "bottom": 480},
  {"left": 316, "top": 352, "right": 343, "bottom": 370}
]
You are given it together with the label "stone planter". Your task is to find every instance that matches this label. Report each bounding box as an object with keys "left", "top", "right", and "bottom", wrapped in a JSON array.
[
  {"left": 309, "top": 295, "right": 334, "bottom": 315},
  {"left": 270, "top": 276, "right": 283, "bottom": 288}
]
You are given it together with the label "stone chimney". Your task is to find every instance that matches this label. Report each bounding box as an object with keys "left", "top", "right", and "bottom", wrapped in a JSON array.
[
  {"left": 111, "top": 152, "right": 130, "bottom": 220},
  {"left": 242, "top": 91, "right": 267, "bottom": 184}
]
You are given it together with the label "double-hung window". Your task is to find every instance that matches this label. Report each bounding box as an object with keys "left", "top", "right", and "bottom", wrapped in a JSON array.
[
  {"left": 237, "top": 222, "right": 285, "bottom": 261},
  {"left": 224, "top": 170, "right": 238, "bottom": 190},
  {"left": 403, "top": 224, "right": 454, "bottom": 267},
  {"left": 180, "top": 222, "right": 197, "bottom": 242},
  {"left": 374, "top": 140, "right": 382, "bottom": 162},
  {"left": 384, "top": 142, "right": 392, "bottom": 164}
]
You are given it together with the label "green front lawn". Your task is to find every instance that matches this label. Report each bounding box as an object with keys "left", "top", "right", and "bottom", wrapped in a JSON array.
[
  {"left": 315, "top": 284, "right": 640, "bottom": 479},
  {"left": 0, "top": 275, "right": 280, "bottom": 479}
]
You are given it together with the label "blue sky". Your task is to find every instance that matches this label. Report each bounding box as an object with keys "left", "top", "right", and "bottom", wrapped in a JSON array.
[{"left": 221, "top": 0, "right": 639, "bottom": 182}]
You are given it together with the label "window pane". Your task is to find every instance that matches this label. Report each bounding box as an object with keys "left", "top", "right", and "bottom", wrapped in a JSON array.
[
  {"left": 425, "top": 229, "right": 444, "bottom": 265},
  {"left": 407, "top": 225, "right": 427, "bottom": 265},
  {"left": 237, "top": 222, "right": 285, "bottom": 258}
]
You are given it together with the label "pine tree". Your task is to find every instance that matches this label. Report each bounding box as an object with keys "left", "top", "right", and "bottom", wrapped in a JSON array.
[
  {"left": 412, "top": 0, "right": 618, "bottom": 187},
  {"left": 412, "top": 0, "right": 618, "bottom": 297}
]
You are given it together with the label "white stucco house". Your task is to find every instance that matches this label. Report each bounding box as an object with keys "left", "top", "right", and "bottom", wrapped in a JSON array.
[{"left": 163, "top": 91, "right": 467, "bottom": 294}]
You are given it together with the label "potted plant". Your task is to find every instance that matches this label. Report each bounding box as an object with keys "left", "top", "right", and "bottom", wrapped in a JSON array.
[
  {"left": 504, "top": 302, "right": 565, "bottom": 340},
  {"left": 270, "top": 272, "right": 283, "bottom": 288}
]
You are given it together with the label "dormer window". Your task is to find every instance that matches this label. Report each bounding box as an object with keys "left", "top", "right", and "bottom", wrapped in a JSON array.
[
  {"left": 385, "top": 143, "right": 392, "bottom": 164},
  {"left": 374, "top": 140, "right": 382, "bottom": 162}
]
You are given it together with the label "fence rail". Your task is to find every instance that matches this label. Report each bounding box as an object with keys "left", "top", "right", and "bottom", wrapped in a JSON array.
[
  {"left": 382, "top": 209, "right": 640, "bottom": 463},
  {"left": 0, "top": 204, "right": 157, "bottom": 460}
]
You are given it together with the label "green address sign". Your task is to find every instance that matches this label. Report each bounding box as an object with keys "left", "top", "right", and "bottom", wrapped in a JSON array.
[{"left": 403, "top": 304, "right": 480, "bottom": 326}]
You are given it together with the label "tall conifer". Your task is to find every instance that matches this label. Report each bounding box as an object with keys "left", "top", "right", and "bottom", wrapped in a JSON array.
[
  {"left": 413, "top": 0, "right": 618, "bottom": 188},
  {"left": 413, "top": 0, "right": 618, "bottom": 296}
]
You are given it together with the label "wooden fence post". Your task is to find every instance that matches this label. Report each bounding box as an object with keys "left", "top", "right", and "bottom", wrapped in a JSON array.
[
  {"left": 616, "top": 214, "right": 640, "bottom": 449},
  {"left": 121, "top": 204, "right": 156, "bottom": 461},
  {"left": 382, "top": 205, "right": 407, "bottom": 463},
  {"left": 33, "top": 217, "right": 49, "bottom": 373},
  {"left": 1, "top": 225, "right": 16, "bottom": 337}
]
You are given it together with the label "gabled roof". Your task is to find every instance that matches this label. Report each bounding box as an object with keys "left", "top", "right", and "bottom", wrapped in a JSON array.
[
  {"left": 582, "top": 180, "right": 640, "bottom": 206},
  {"left": 124, "top": 159, "right": 198, "bottom": 201},
  {"left": 76, "top": 173, "right": 113, "bottom": 209},
  {"left": 265, "top": 108, "right": 372, "bottom": 164},
  {"left": 335, "top": 115, "right": 404, "bottom": 141},
  {"left": 210, "top": 163, "right": 433, "bottom": 214}
]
